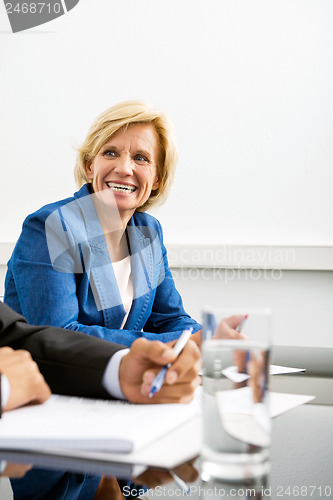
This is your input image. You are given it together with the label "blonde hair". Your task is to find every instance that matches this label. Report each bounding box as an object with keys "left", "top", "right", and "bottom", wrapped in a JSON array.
[{"left": 74, "top": 100, "right": 178, "bottom": 211}]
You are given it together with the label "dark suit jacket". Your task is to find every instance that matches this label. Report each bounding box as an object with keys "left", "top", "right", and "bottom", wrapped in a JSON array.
[{"left": 0, "top": 302, "right": 125, "bottom": 399}]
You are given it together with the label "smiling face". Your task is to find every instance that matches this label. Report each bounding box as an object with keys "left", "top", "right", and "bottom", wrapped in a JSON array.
[{"left": 86, "top": 123, "right": 160, "bottom": 224}]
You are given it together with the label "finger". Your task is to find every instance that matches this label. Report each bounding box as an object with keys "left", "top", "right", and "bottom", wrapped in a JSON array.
[
  {"left": 0, "top": 349, "right": 32, "bottom": 368},
  {"left": 227, "top": 315, "right": 246, "bottom": 329},
  {"left": 7, "top": 350, "right": 32, "bottom": 361},
  {"left": 173, "top": 462, "right": 199, "bottom": 483},
  {"left": 190, "top": 329, "right": 202, "bottom": 347},
  {"left": 141, "top": 379, "right": 198, "bottom": 401},
  {"left": 142, "top": 375, "right": 201, "bottom": 403},
  {"left": 0, "top": 346, "right": 14, "bottom": 358},
  {"left": 141, "top": 342, "right": 201, "bottom": 386},
  {"left": 140, "top": 369, "right": 201, "bottom": 396},
  {"left": 214, "top": 317, "right": 247, "bottom": 340},
  {"left": 142, "top": 370, "right": 158, "bottom": 385},
  {"left": 131, "top": 338, "right": 176, "bottom": 366},
  {"left": 165, "top": 340, "right": 200, "bottom": 385}
]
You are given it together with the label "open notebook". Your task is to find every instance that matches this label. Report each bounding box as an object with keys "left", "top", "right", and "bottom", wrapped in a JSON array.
[
  {"left": 0, "top": 386, "right": 314, "bottom": 465},
  {"left": 0, "top": 393, "right": 201, "bottom": 454}
]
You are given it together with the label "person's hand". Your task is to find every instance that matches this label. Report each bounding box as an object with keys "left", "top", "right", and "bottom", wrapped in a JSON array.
[
  {"left": 0, "top": 347, "right": 51, "bottom": 412},
  {"left": 190, "top": 329, "right": 202, "bottom": 347},
  {"left": 93, "top": 476, "right": 125, "bottom": 499},
  {"left": 248, "top": 351, "right": 265, "bottom": 403},
  {"left": 1, "top": 463, "right": 32, "bottom": 478},
  {"left": 119, "top": 338, "right": 201, "bottom": 404},
  {"left": 212, "top": 315, "right": 248, "bottom": 375},
  {"left": 133, "top": 458, "right": 198, "bottom": 489},
  {"left": 213, "top": 315, "right": 247, "bottom": 340}
]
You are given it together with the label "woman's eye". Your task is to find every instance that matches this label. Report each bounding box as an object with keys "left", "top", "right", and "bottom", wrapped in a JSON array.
[
  {"left": 134, "top": 155, "right": 149, "bottom": 163},
  {"left": 103, "top": 150, "right": 117, "bottom": 158}
]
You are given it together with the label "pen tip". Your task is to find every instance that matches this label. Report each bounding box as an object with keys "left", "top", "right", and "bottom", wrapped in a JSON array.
[{"left": 148, "top": 388, "right": 156, "bottom": 398}]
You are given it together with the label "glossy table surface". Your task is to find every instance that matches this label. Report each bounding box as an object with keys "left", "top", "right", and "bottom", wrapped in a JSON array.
[{"left": 1, "top": 374, "right": 332, "bottom": 499}]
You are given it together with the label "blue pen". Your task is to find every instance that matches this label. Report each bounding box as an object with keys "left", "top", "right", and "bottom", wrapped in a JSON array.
[{"left": 148, "top": 327, "right": 193, "bottom": 398}]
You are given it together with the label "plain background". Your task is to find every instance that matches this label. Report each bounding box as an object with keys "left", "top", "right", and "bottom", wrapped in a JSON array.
[{"left": 0, "top": 0, "right": 333, "bottom": 245}]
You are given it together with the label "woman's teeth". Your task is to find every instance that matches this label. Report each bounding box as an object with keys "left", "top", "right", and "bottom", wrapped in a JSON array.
[{"left": 106, "top": 182, "right": 136, "bottom": 193}]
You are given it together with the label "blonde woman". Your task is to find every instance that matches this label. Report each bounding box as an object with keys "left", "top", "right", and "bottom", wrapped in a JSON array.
[{"left": 5, "top": 101, "right": 201, "bottom": 346}]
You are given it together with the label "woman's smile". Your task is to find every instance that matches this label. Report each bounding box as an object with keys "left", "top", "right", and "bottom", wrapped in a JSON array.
[{"left": 106, "top": 181, "right": 137, "bottom": 194}]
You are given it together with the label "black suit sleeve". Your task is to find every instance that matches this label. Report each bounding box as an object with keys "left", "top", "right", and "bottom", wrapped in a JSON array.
[{"left": 0, "top": 302, "right": 126, "bottom": 399}]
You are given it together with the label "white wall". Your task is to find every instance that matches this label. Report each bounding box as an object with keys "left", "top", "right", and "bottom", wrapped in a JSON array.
[{"left": 0, "top": 0, "right": 333, "bottom": 245}]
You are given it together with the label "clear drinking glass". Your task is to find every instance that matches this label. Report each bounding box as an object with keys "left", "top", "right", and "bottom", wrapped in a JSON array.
[{"left": 201, "top": 307, "right": 272, "bottom": 482}]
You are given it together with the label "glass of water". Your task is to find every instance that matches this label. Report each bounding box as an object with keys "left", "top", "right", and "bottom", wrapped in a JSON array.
[{"left": 201, "top": 307, "right": 272, "bottom": 482}]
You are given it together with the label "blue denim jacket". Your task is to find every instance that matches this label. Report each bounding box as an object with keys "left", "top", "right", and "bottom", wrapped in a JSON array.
[{"left": 5, "top": 184, "right": 200, "bottom": 346}]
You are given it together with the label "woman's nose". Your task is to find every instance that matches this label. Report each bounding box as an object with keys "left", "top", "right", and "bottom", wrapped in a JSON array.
[{"left": 114, "top": 155, "right": 133, "bottom": 175}]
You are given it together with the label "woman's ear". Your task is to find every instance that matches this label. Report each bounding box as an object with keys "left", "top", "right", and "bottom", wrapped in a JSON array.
[
  {"left": 85, "top": 161, "right": 94, "bottom": 179},
  {"left": 152, "top": 175, "right": 160, "bottom": 190}
]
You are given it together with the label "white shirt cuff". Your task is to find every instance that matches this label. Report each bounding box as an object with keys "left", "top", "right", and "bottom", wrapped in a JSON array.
[
  {"left": 0, "top": 460, "right": 8, "bottom": 475},
  {"left": 1, "top": 374, "right": 10, "bottom": 409},
  {"left": 102, "top": 349, "right": 129, "bottom": 400}
]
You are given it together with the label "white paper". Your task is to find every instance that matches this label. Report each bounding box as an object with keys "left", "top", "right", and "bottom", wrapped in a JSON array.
[
  {"left": 270, "top": 364, "right": 306, "bottom": 375},
  {"left": 221, "top": 365, "right": 250, "bottom": 383},
  {"left": 268, "top": 391, "right": 314, "bottom": 417},
  {"left": 219, "top": 364, "right": 306, "bottom": 383},
  {"left": 215, "top": 388, "right": 314, "bottom": 447},
  {"left": 0, "top": 393, "right": 200, "bottom": 454},
  {"left": 216, "top": 388, "right": 314, "bottom": 420}
]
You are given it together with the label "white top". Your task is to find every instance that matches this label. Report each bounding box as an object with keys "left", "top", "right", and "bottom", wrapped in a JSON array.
[{"left": 112, "top": 255, "right": 134, "bottom": 329}]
